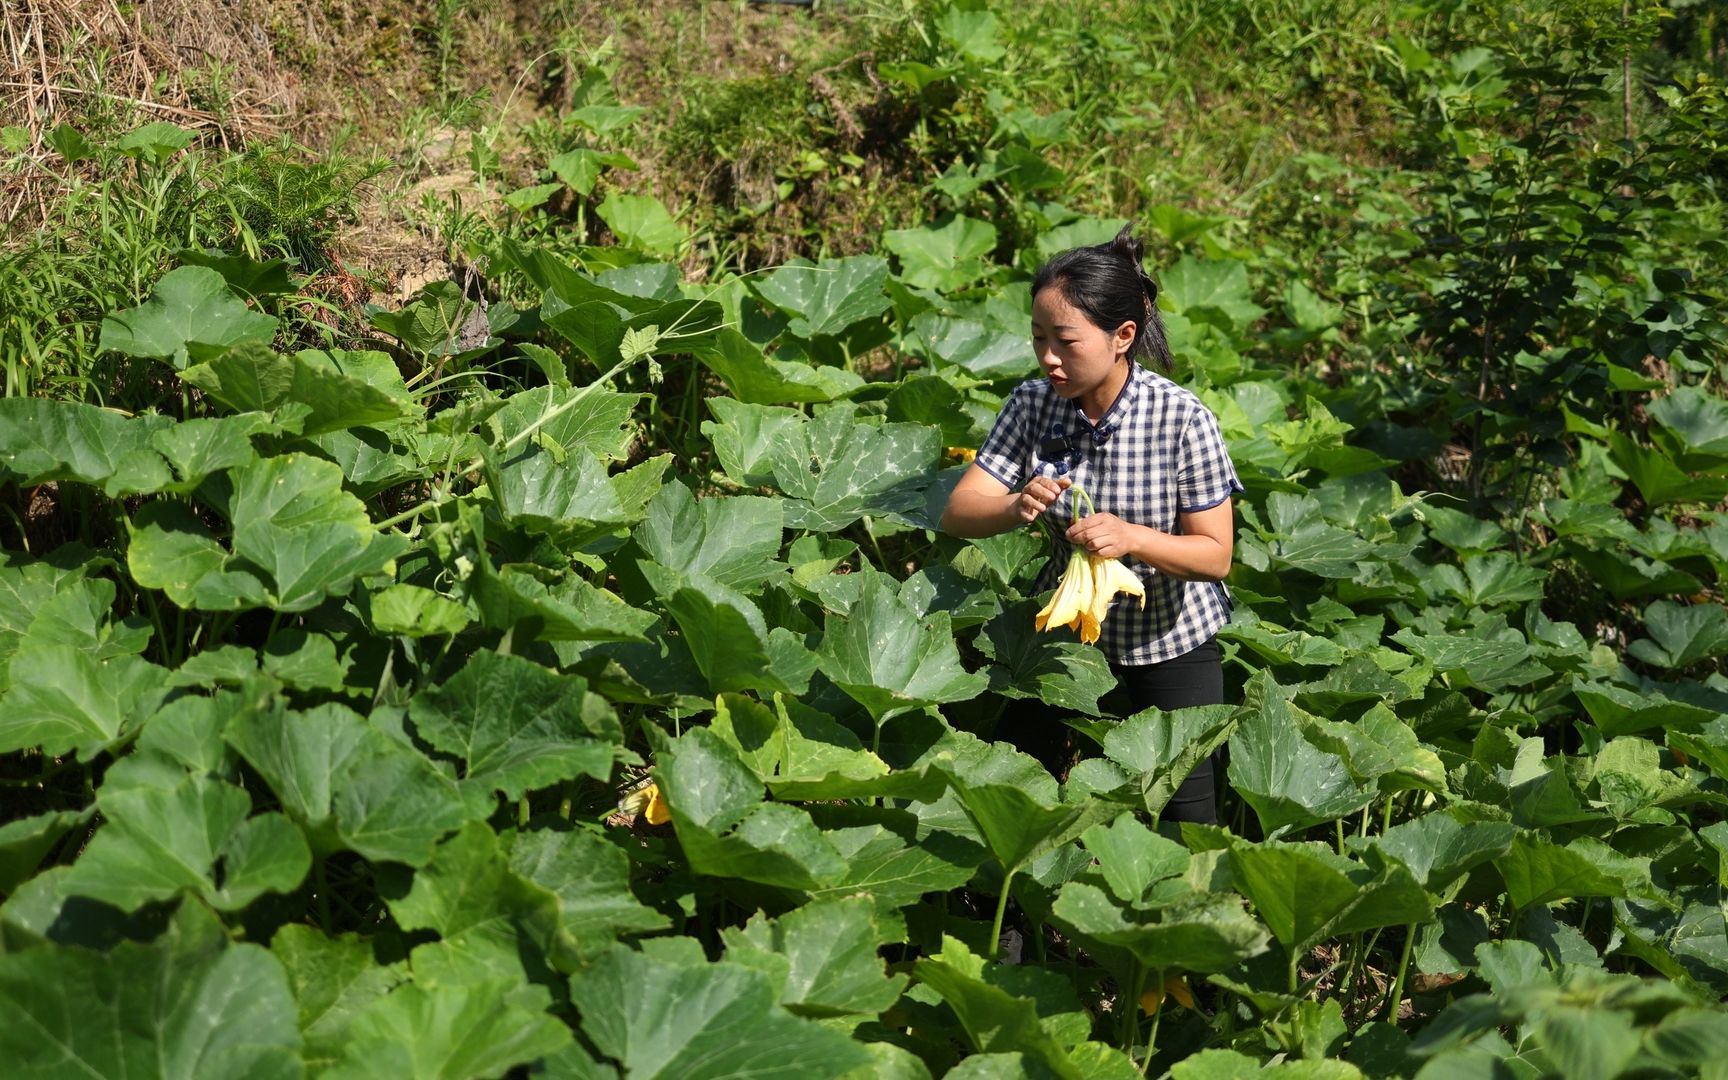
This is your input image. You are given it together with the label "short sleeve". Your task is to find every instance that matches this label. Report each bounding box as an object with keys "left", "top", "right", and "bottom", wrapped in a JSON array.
[
  {"left": 974, "top": 384, "right": 1033, "bottom": 491},
  {"left": 1176, "top": 406, "right": 1243, "bottom": 513}
]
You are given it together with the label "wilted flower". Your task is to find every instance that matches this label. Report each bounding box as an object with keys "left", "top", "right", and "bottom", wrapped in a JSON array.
[{"left": 1034, "top": 548, "right": 1146, "bottom": 645}]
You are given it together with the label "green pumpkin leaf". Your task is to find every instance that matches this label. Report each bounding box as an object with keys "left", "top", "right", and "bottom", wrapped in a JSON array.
[
  {"left": 1352, "top": 813, "right": 1515, "bottom": 893},
  {"left": 64, "top": 756, "right": 309, "bottom": 912},
  {"left": 126, "top": 501, "right": 270, "bottom": 611},
  {"left": 0, "top": 397, "right": 173, "bottom": 496},
  {"left": 226, "top": 701, "right": 472, "bottom": 866},
  {"left": 1230, "top": 841, "right": 1432, "bottom": 954},
  {"left": 722, "top": 896, "right": 909, "bottom": 1017},
  {"left": 506, "top": 827, "right": 670, "bottom": 961},
  {"left": 597, "top": 192, "right": 686, "bottom": 256},
  {"left": 976, "top": 600, "right": 1117, "bottom": 717},
  {"left": 0, "top": 808, "right": 91, "bottom": 892},
  {"left": 382, "top": 821, "right": 562, "bottom": 991},
  {"left": 634, "top": 482, "right": 785, "bottom": 591},
  {"left": 0, "top": 904, "right": 302, "bottom": 1078},
  {"left": 99, "top": 266, "right": 277, "bottom": 368},
  {"left": 181, "top": 342, "right": 406, "bottom": 435},
  {"left": 1629, "top": 599, "right": 1728, "bottom": 669},
  {"left": 754, "top": 256, "right": 893, "bottom": 340},
  {"left": 883, "top": 215, "right": 998, "bottom": 291},
  {"left": 904, "top": 311, "right": 1035, "bottom": 379},
  {"left": 694, "top": 328, "right": 864, "bottom": 405},
  {"left": 657, "top": 726, "right": 846, "bottom": 890},
  {"left": 912, "top": 937, "right": 1083, "bottom": 1080},
  {"left": 816, "top": 567, "right": 987, "bottom": 727},
  {"left": 225, "top": 453, "right": 409, "bottom": 612},
  {"left": 410, "top": 651, "right": 619, "bottom": 802},
  {"left": 271, "top": 925, "right": 405, "bottom": 1072},
  {"left": 1052, "top": 884, "right": 1270, "bottom": 973},
  {"left": 769, "top": 407, "right": 941, "bottom": 531},
  {"left": 1227, "top": 679, "right": 1370, "bottom": 837},
  {"left": 1498, "top": 835, "right": 1649, "bottom": 909},
  {"left": 323, "top": 977, "right": 571, "bottom": 1080},
  {"left": 0, "top": 644, "right": 171, "bottom": 757},
  {"left": 569, "top": 943, "right": 872, "bottom": 1079}
]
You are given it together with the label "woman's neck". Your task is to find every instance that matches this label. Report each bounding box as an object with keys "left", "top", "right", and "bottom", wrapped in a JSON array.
[{"left": 1080, "top": 361, "right": 1131, "bottom": 424}]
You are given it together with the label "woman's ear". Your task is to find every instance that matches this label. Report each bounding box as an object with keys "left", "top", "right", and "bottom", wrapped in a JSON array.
[{"left": 1115, "top": 320, "right": 1137, "bottom": 358}]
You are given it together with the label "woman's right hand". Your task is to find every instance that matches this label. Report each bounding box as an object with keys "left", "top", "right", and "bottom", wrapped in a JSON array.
[{"left": 1014, "top": 475, "right": 1071, "bottom": 523}]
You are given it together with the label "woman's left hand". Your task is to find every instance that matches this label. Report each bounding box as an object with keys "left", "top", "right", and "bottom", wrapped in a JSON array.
[{"left": 1066, "top": 512, "right": 1141, "bottom": 560}]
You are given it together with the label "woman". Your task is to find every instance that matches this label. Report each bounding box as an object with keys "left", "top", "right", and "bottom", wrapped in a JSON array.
[{"left": 940, "top": 225, "right": 1242, "bottom": 825}]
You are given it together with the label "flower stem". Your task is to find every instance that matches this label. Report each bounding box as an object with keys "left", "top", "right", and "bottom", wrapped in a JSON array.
[{"left": 989, "top": 868, "right": 1016, "bottom": 961}]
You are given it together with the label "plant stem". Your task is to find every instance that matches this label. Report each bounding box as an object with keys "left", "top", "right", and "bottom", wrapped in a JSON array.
[
  {"left": 1139, "top": 973, "right": 1164, "bottom": 1078},
  {"left": 1384, "top": 923, "right": 1416, "bottom": 1023},
  {"left": 989, "top": 868, "right": 1016, "bottom": 961}
]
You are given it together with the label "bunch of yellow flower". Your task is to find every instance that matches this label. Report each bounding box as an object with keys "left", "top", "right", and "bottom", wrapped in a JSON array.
[{"left": 1032, "top": 483, "right": 1145, "bottom": 645}]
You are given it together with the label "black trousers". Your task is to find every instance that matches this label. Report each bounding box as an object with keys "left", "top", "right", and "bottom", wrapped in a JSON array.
[{"left": 994, "top": 639, "right": 1224, "bottom": 825}]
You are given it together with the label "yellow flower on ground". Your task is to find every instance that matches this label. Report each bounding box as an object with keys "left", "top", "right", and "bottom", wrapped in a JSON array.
[
  {"left": 944, "top": 446, "right": 977, "bottom": 464},
  {"left": 1139, "top": 974, "right": 1196, "bottom": 1016},
  {"left": 619, "top": 781, "right": 672, "bottom": 825},
  {"left": 1034, "top": 549, "right": 1146, "bottom": 645}
]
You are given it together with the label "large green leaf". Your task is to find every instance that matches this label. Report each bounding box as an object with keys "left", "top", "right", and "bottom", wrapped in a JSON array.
[
  {"left": 1497, "top": 835, "right": 1649, "bottom": 909},
  {"left": 882, "top": 215, "right": 998, "bottom": 291},
  {"left": 694, "top": 329, "right": 864, "bottom": 405},
  {"left": 1301, "top": 705, "right": 1446, "bottom": 795},
  {"left": 469, "top": 560, "right": 655, "bottom": 644},
  {"left": 1353, "top": 813, "right": 1515, "bottom": 893},
  {"left": 181, "top": 342, "right": 406, "bottom": 435},
  {"left": 1052, "top": 884, "right": 1270, "bottom": 973},
  {"left": 904, "top": 311, "right": 1035, "bottom": 379},
  {"left": 99, "top": 265, "right": 277, "bottom": 369},
  {"left": 597, "top": 192, "right": 686, "bottom": 255},
  {"left": 127, "top": 501, "right": 270, "bottom": 611},
  {"left": 1227, "top": 679, "right": 1371, "bottom": 837},
  {"left": 1067, "top": 703, "right": 1240, "bottom": 819},
  {"left": 271, "top": 925, "right": 405, "bottom": 1072},
  {"left": 226, "top": 701, "right": 472, "bottom": 866},
  {"left": 0, "top": 643, "right": 172, "bottom": 757},
  {"left": 323, "top": 977, "right": 571, "bottom": 1080},
  {"left": 569, "top": 943, "right": 872, "bottom": 1079},
  {"left": 225, "top": 453, "right": 410, "bottom": 612},
  {"left": 63, "top": 753, "right": 310, "bottom": 912},
  {"left": 0, "top": 808, "right": 90, "bottom": 892},
  {"left": 940, "top": 776, "right": 1124, "bottom": 877},
  {"left": 1159, "top": 256, "right": 1266, "bottom": 332},
  {"left": 1629, "top": 599, "right": 1728, "bottom": 669},
  {"left": 656, "top": 726, "right": 846, "bottom": 890},
  {"left": 976, "top": 600, "right": 1117, "bottom": 717},
  {"left": 0, "top": 904, "right": 301, "bottom": 1079},
  {"left": 1648, "top": 386, "right": 1728, "bottom": 470},
  {"left": 703, "top": 398, "right": 805, "bottom": 487},
  {"left": 1574, "top": 680, "right": 1718, "bottom": 738},
  {"left": 912, "top": 937, "right": 1083, "bottom": 1080},
  {"left": 806, "top": 811, "right": 984, "bottom": 912},
  {"left": 815, "top": 567, "right": 988, "bottom": 727},
  {"left": 1230, "top": 841, "right": 1433, "bottom": 954},
  {"left": 0, "top": 397, "right": 173, "bottom": 496},
  {"left": 754, "top": 256, "right": 893, "bottom": 339},
  {"left": 409, "top": 651, "right": 620, "bottom": 803},
  {"left": 506, "top": 827, "right": 670, "bottom": 961},
  {"left": 709, "top": 693, "right": 946, "bottom": 802},
  {"left": 652, "top": 568, "right": 816, "bottom": 696},
  {"left": 722, "top": 896, "right": 909, "bottom": 1018},
  {"left": 484, "top": 444, "right": 628, "bottom": 546},
  {"left": 383, "top": 821, "right": 561, "bottom": 992},
  {"left": 486, "top": 383, "right": 639, "bottom": 463},
  {"left": 633, "top": 482, "right": 785, "bottom": 591},
  {"left": 768, "top": 406, "right": 941, "bottom": 531}
]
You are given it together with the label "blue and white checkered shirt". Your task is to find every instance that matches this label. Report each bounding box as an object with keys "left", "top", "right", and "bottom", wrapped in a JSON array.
[{"left": 975, "top": 362, "right": 1243, "bottom": 665}]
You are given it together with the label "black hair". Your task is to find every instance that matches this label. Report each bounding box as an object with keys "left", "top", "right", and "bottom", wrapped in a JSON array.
[{"left": 1030, "top": 223, "right": 1171, "bottom": 371}]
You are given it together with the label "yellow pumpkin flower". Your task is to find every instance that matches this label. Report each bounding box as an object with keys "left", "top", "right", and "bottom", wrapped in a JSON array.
[
  {"left": 1034, "top": 548, "right": 1146, "bottom": 645},
  {"left": 1139, "top": 974, "right": 1196, "bottom": 1016},
  {"left": 619, "top": 781, "right": 672, "bottom": 825},
  {"left": 944, "top": 446, "right": 977, "bottom": 464}
]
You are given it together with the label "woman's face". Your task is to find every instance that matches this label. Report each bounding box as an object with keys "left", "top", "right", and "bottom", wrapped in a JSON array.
[{"left": 1031, "top": 286, "right": 1135, "bottom": 405}]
